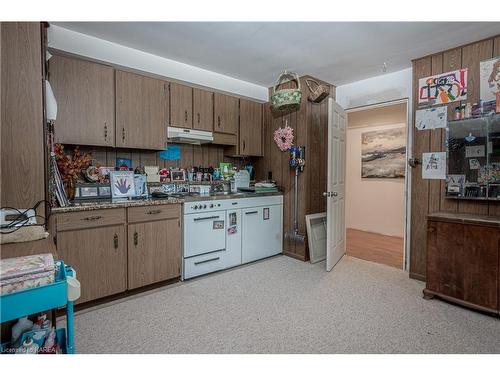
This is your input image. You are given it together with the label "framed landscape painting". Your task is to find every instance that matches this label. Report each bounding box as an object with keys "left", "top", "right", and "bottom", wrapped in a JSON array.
[{"left": 361, "top": 127, "right": 406, "bottom": 178}]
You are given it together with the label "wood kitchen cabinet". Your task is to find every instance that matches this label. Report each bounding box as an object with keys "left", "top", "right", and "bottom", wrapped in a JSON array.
[
  {"left": 193, "top": 88, "right": 214, "bottom": 131},
  {"left": 239, "top": 99, "right": 263, "bottom": 156},
  {"left": 116, "top": 70, "right": 169, "bottom": 150},
  {"left": 225, "top": 99, "right": 263, "bottom": 157},
  {"left": 170, "top": 82, "right": 193, "bottom": 129},
  {"left": 425, "top": 213, "right": 500, "bottom": 315},
  {"left": 55, "top": 209, "right": 128, "bottom": 304},
  {"left": 127, "top": 218, "right": 181, "bottom": 289},
  {"left": 127, "top": 204, "right": 181, "bottom": 289},
  {"left": 214, "top": 93, "right": 239, "bottom": 135},
  {"left": 49, "top": 55, "right": 115, "bottom": 147}
]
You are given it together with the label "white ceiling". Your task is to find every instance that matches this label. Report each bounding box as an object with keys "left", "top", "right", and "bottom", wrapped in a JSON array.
[{"left": 52, "top": 22, "right": 500, "bottom": 86}]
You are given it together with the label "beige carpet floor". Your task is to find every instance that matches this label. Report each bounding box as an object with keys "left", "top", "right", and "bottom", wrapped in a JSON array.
[{"left": 68, "top": 255, "right": 500, "bottom": 353}]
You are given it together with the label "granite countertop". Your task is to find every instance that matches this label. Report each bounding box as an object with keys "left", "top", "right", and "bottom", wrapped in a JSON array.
[
  {"left": 428, "top": 212, "right": 500, "bottom": 227},
  {"left": 50, "top": 191, "right": 283, "bottom": 213},
  {"left": 50, "top": 197, "right": 184, "bottom": 214},
  {"left": 184, "top": 191, "right": 282, "bottom": 202}
]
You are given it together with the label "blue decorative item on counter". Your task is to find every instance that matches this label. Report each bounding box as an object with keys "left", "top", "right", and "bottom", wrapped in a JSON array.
[{"left": 159, "top": 144, "right": 181, "bottom": 161}]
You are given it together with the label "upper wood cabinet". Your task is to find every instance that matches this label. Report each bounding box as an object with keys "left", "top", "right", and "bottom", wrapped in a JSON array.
[
  {"left": 170, "top": 82, "right": 193, "bottom": 129},
  {"left": 116, "top": 70, "right": 169, "bottom": 150},
  {"left": 214, "top": 93, "right": 239, "bottom": 135},
  {"left": 49, "top": 55, "right": 115, "bottom": 147},
  {"left": 193, "top": 88, "right": 214, "bottom": 132},
  {"left": 239, "top": 99, "right": 263, "bottom": 156}
]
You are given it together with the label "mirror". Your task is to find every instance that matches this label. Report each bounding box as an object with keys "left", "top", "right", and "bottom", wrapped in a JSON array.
[{"left": 446, "top": 113, "right": 500, "bottom": 200}]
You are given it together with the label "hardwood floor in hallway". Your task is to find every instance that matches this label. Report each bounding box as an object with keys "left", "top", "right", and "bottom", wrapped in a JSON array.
[{"left": 346, "top": 228, "right": 404, "bottom": 269}]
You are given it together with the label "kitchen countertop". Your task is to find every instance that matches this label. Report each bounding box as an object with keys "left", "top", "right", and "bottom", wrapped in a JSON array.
[
  {"left": 50, "top": 197, "right": 184, "bottom": 214},
  {"left": 50, "top": 191, "right": 282, "bottom": 213}
]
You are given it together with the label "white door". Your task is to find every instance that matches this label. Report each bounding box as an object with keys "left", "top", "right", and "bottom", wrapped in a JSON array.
[{"left": 326, "top": 98, "right": 346, "bottom": 271}]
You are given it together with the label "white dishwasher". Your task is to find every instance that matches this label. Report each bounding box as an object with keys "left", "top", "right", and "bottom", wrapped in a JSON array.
[{"left": 241, "top": 203, "right": 283, "bottom": 264}]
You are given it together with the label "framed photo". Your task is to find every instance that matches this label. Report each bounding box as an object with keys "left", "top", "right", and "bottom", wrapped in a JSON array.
[
  {"left": 110, "top": 171, "right": 136, "bottom": 199},
  {"left": 171, "top": 169, "right": 186, "bottom": 182},
  {"left": 74, "top": 183, "right": 112, "bottom": 201},
  {"left": 134, "top": 174, "right": 148, "bottom": 198},
  {"left": 116, "top": 158, "right": 132, "bottom": 170}
]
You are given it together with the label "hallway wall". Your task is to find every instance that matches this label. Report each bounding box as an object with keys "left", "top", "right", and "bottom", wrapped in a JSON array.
[{"left": 346, "top": 103, "right": 407, "bottom": 237}]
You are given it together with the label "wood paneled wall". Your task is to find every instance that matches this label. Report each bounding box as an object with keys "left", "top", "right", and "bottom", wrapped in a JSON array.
[
  {"left": 410, "top": 34, "right": 500, "bottom": 280},
  {"left": 76, "top": 143, "right": 248, "bottom": 172},
  {"left": 254, "top": 76, "right": 335, "bottom": 260}
]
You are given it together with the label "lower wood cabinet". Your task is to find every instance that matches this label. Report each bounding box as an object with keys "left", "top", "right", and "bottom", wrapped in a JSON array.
[
  {"left": 54, "top": 204, "right": 181, "bottom": 305},
  {"left": 425, "top": 213, "right": 500, "bottom": 315},
  {"left": 127, "top": 218, "right": 181, "bottom": 289},
  {"left": 57, "top": 225, "right": 127, "bottom": 304}
]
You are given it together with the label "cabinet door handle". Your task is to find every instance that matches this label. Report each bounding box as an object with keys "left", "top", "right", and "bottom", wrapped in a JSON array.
[
  {"left": 147, "top": 209, "right": 162, "bottom": 215},
  {"left": 197, "top": 113, "right": 200, "bottom": 123},
  {"left": 245, "top": 211, "right": 258, "bottom": 215},
  {"left": 104, "top": 122, "right": 108, "bottom": 141},
  {"left": 185, "top": 110, "right": 188, "bottom": 122},
  {"left": 113, "top": 234, "right": 119, "bottom": 249},
  {"left": 122, "top": 127, "right": 125, "bottom": 142},
  {"left": 82, "top": 215, "right": 102, "bottom": 221},
  {"left": 217, "top": 116, "right": 221, "bottom": 127},
  {"left": 194, "top": 257, "right": 220, "bottom": 266},
  {"left": 243, "top": 140, "right": 246, "bottom": 150},
  {"left": 133, "top": 231, "right": 138, "bottom": 246}
]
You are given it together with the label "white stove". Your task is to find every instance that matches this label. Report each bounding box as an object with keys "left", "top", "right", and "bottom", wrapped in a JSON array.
[{"left": 182, "top": 195, "right": 283, "bottom": 279}]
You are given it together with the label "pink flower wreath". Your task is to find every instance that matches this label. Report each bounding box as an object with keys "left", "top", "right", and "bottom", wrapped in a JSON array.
[{"left": 273, "top": 125, "right": 294, "bottom": 151}]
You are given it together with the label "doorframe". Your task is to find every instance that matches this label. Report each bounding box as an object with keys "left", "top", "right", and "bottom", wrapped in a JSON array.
[{"left": 345, "top": 97, "right": 412, "bottom": 271}]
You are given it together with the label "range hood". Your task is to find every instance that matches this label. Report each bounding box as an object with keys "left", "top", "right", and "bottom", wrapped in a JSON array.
[{"left": 167, "top": 126, "right": 213, "bottom": 145}]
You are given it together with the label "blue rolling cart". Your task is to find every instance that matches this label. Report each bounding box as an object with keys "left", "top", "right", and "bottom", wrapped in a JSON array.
[{"left": 0, "top": 261, "right": 77, "bottom": 354}]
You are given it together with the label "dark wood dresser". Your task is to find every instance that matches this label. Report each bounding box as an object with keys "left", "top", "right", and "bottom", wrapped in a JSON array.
[{"left": 424, "top": 212, "right": 500, "bottom": 316}]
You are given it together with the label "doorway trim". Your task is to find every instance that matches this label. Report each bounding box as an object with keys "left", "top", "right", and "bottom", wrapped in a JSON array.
[{"left": 345, "top": 97, "right": 411, "bottom": 271}]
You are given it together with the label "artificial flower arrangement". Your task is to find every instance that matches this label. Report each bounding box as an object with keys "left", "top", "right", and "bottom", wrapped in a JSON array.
[
  {"left": 273, "top": 125, "right": 294, "bottom": 152},
  {"left": 54, "top": 144, "right": 93, "bottom": 199}
]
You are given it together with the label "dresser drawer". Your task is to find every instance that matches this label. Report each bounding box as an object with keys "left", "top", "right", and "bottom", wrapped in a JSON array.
[
  {"left": 56, "top": 208, "right": 126, "bottom": 231},
  {"left": 127, "top": 204, "right": 180, "bottom": 223}
]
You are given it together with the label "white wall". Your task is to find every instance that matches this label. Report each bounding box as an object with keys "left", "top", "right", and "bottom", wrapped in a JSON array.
[
  {"left": 48, "top": 25, "right": 269, "bottom": 102},
  {"left": 346, "top": 104, "right": 407, "bottom": 238},
  {"left": 336, "top": 68, "right": 412, "bottom": 109}
]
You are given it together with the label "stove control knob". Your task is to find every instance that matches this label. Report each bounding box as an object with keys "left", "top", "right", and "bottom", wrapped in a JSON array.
[
  {"left": 210, "top": 204, "right": 214, "bottom": 208},
  {"left": 203, "top": 204, "right": 207, "bottom": 209},
  {"left": 193, "top": 205, "right": 197, "bottom": 210}
]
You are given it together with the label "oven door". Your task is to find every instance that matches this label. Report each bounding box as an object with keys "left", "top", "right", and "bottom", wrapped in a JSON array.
[{"left": 183, "top": 210, "right": 226, "bottom": 258}]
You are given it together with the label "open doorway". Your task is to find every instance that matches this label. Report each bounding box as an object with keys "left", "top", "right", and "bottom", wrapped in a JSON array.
[{"left": 345, "top": 101, "right": 408, "bottom": 269}]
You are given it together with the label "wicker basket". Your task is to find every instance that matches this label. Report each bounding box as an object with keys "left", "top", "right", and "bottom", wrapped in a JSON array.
[
  {"left": 305, "top": 78, "right": 329, "bottom": 103},
  {"left": 271, "top": 71, "right": 302, "bottom": 112}
]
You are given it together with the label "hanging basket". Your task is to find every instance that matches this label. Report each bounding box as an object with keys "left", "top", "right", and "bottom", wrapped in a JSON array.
[
  {"left": 305, "top": 78, "right": 329, "bottom": 103},
  {"left": 271, "top": 71, "right": 302, "bottom": 112}
]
